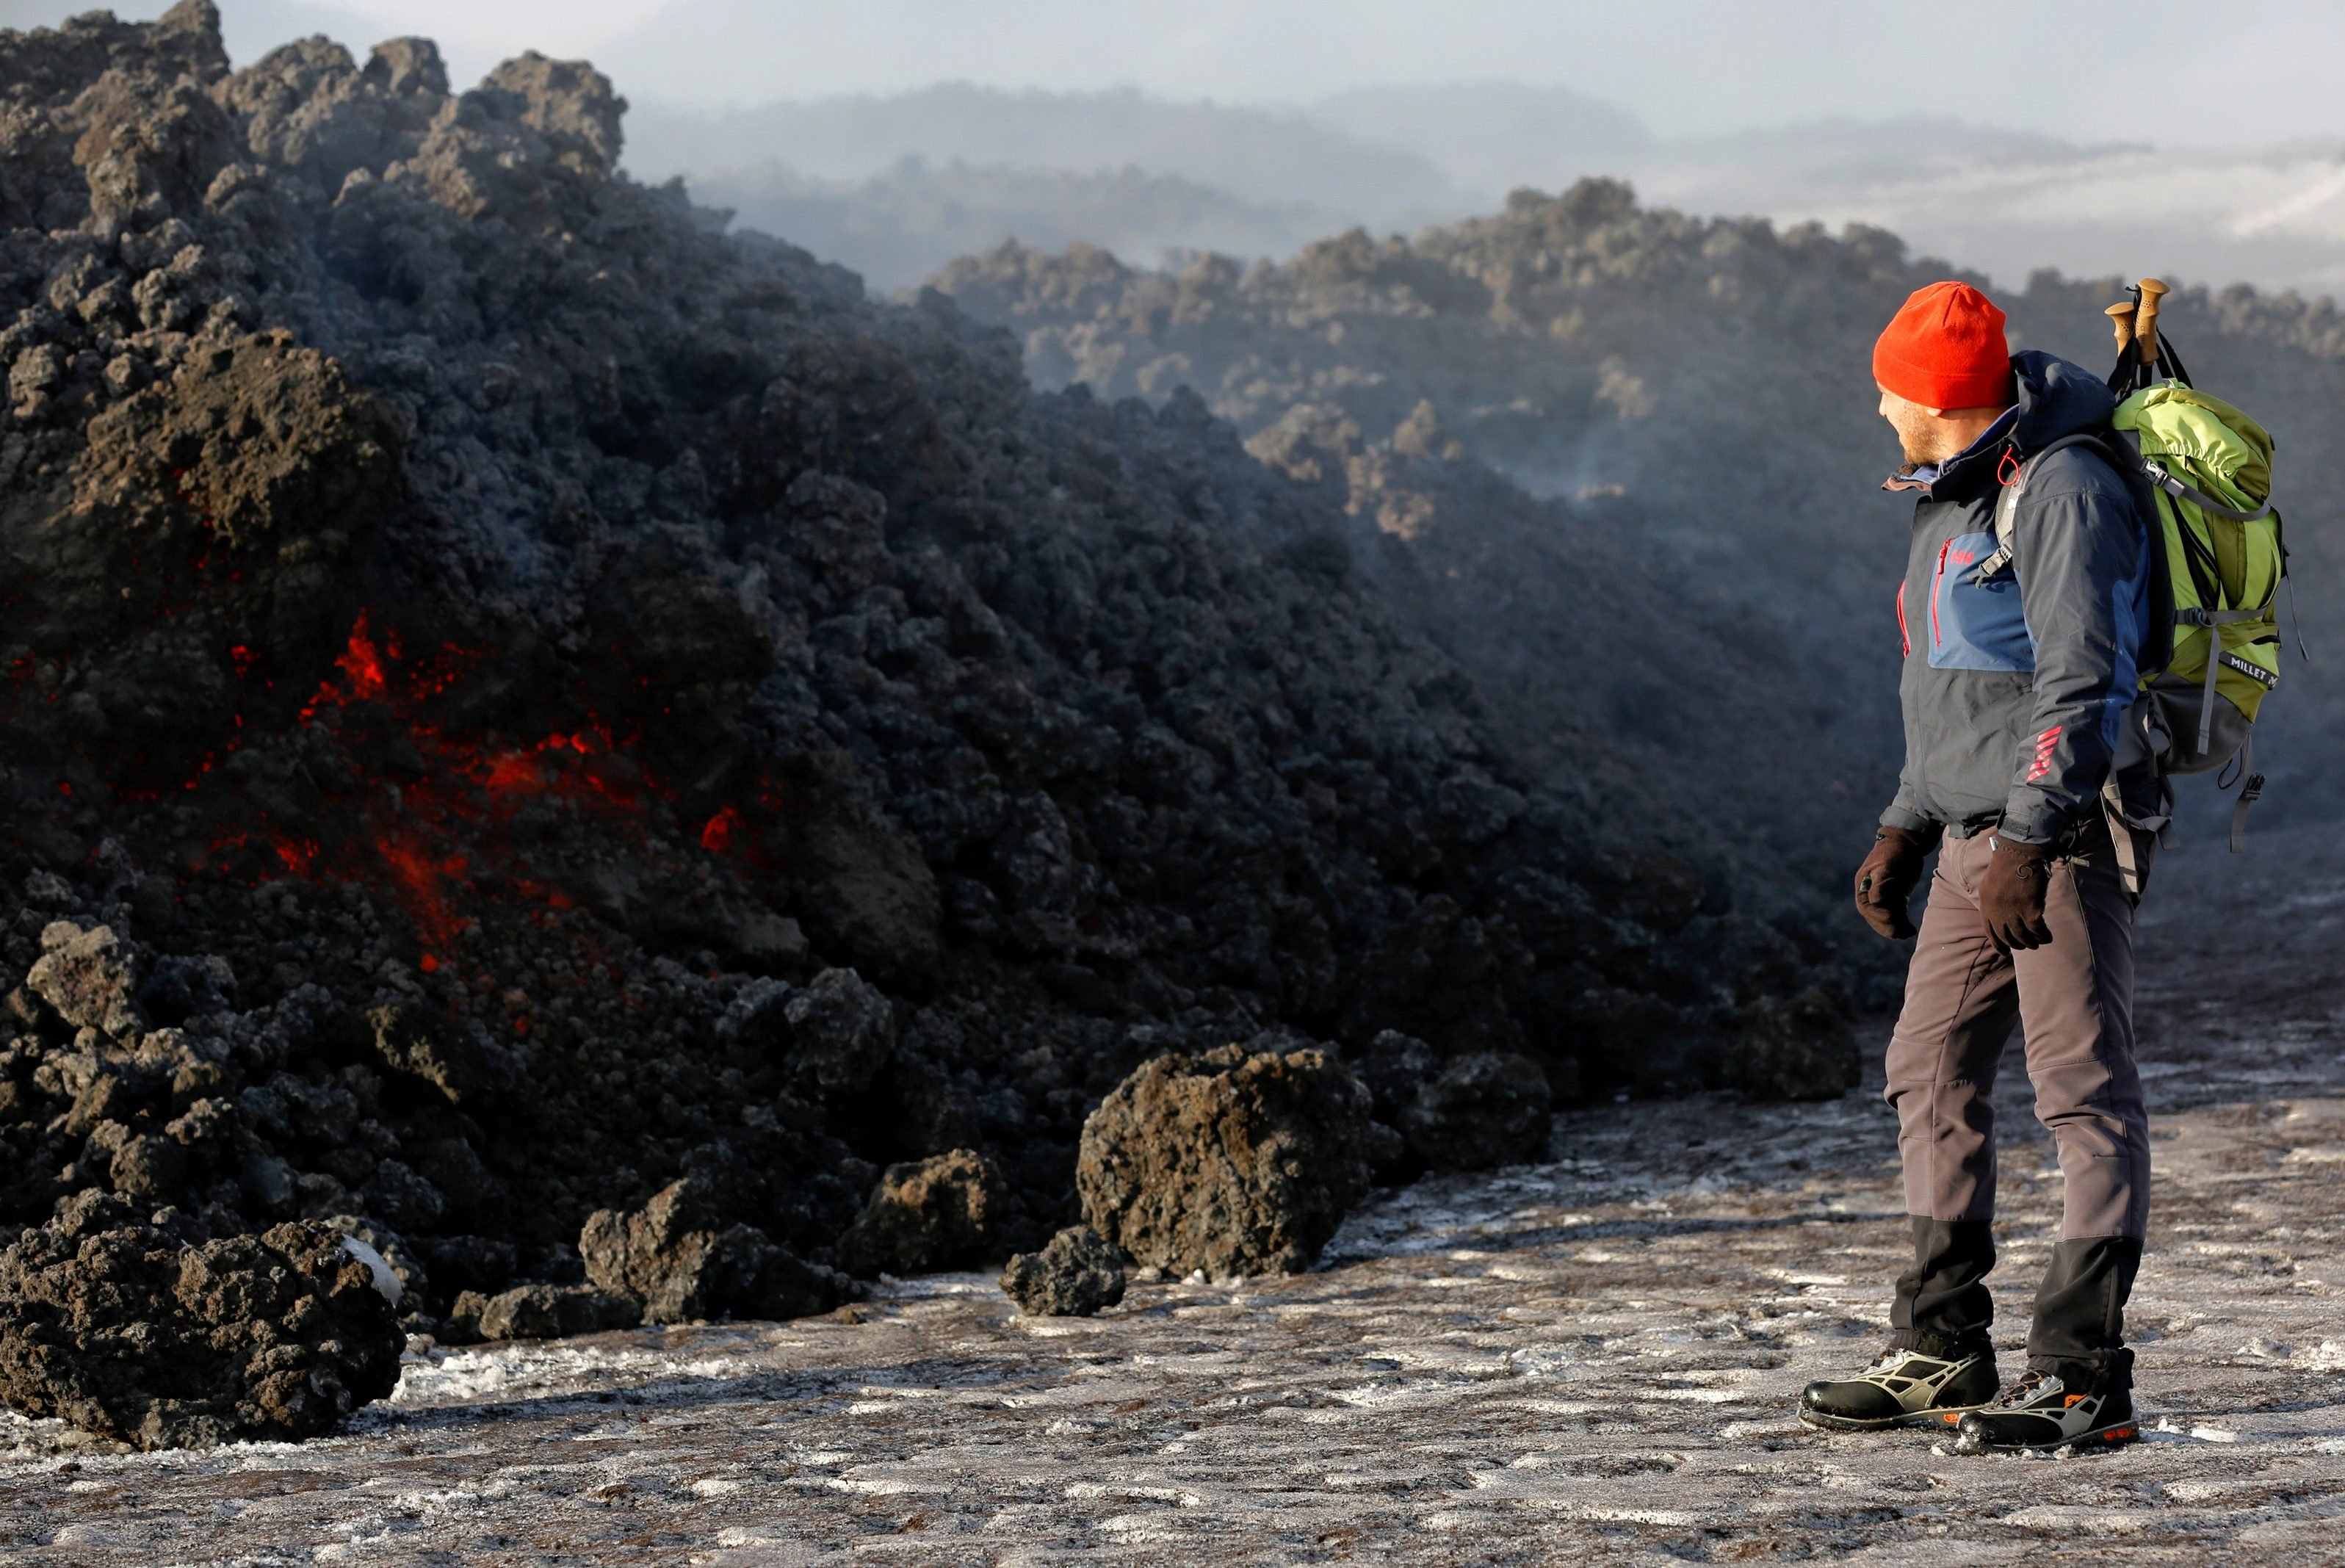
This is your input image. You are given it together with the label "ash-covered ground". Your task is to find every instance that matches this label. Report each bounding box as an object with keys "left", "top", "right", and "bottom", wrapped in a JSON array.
[{"left": 2, "top": 823, "right": 2336, "bottom": 1562}]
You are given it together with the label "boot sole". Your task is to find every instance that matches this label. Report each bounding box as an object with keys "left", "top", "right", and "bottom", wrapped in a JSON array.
[
  {"left": 1797, "top": 1403, "right": 1989, "bottom": 1433},
  {"left": 1957, "top": 1418, "right": 2141, "bottom": 1456}
]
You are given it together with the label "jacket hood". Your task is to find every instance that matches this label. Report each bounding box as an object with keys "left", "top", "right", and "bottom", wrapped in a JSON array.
[
  {"left": 1934, "top": 350, "right": 2115, "bottom": 499},
  {"left": 2010, "top": 350, "right": 2117, "bottom": 449}
]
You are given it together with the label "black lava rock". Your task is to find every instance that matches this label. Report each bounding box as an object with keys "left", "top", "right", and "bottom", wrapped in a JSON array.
[
  {"left": 1077, "top": 1042, "right": 1374, "bottom": 1279},
  {"left": 1399, "top": 1052, "right": 1554, "bottom": 1170},
  {"left": 1000, "top": 1224, "right": 1125, "bottom": 1317},
  {"left": 0, "top": 1192, "right": 402, "bottom": 1450}
]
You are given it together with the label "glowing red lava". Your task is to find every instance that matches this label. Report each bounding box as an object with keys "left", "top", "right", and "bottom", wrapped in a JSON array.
[
  {"left": 333, "top": 610, "right": 391, "bottom": 701},
  {"left": 175, "top": 607, "right": 784, "bottom": 977}
]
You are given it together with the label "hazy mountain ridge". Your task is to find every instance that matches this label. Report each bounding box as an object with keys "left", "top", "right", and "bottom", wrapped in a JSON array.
[
  {"left": 1290, "top": 79, "right": 1653, "bottom": 196},
  {"left": 629, "top": 80, "right": 2345, "bottom": 299},
  {"left": 626, "top": 83, "right": 1462, "bottom": 211},
  {"left": 1639, "top": 129, "right": 2345, "bottom": 300},
  {"left": 687, "top": 156, "right": 1349, "bottom": 293}
]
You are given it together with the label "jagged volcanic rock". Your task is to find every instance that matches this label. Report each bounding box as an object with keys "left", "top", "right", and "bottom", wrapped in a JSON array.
[
  {"left": 26, "top": 921, "right": 148, "bottom": 1038},
  {"left": 471, "top": 1281, "right": 640, "bottom": 1341},
  {"left": 999, "top": 1223, "right": 1124, "bottom": 1317},
  {"left": 0, "top": 1192, "right": 402, "bottom": 1449},
  {"left": 1077, "top": 1042, "right": 1374, "bottom": 1278},
  {"left": 781, "top": 967, "right": 895, "bottom": 1098},
  {"left": 835, "top": 1149, "right": 1005, "bottom": 1276},
  {"left": 0, "top": 5, "right": 1860, "bottom": 1433},
  {"left": 580, "top": 1176, "right": 851, "bottom": 1323}
]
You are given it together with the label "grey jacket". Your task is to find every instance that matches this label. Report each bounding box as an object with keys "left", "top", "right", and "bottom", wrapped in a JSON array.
[{"left": 1882, "top": 351, "right": 2157, "bottom": 845}]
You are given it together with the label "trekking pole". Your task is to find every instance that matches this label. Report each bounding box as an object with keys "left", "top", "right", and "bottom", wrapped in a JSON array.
[
  {"left": 2135, "top": 278, "right": 2170, "bottom": 377},
  {"left": 2106, "top": 298, "right": 2139, "bottom": 386}
]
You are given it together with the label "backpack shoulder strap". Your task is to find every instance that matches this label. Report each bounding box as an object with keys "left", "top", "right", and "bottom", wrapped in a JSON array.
[
  {"left": 1977, "top": 430, "right": 2175, "bottom": 674},
  {"left": 1979, "top": 433, "right": 2111, "bottom": 579}
]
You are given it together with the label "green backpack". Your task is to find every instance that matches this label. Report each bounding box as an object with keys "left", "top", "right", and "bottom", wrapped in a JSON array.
[{"left": 2106, "top": 281, "right": 2294, "bottom": 852}]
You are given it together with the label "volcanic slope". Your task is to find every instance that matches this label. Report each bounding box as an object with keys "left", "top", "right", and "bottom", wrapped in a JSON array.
[
  {"left": 0, "top": 4, "right": 1850, "bottom": 1345},
  {"left": 933, "top": 181, "right": 2345, "bottom": 859}
]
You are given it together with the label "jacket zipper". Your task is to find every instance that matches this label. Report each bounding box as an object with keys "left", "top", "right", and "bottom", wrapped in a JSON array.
[
  {"left": 1930, "top": 539, "right": 1951, "bottom": 649},
  {"left": 1897, "top": 580, "right": 1910, "bottom": 657}
]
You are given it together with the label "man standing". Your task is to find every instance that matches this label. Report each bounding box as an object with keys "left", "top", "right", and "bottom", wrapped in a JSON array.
[{"left": 1799, "top": 281, "right": 2158, "bottom": 1453}]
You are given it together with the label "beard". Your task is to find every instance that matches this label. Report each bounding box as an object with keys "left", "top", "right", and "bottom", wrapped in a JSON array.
[{"left": 1885, "top": 408, "right": 1951, "bottom": 468}]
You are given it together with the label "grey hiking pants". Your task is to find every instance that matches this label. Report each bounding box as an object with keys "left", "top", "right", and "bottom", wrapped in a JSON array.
[{"left": 1883, "top": 820, "right": 2153, "bottom": 1372}]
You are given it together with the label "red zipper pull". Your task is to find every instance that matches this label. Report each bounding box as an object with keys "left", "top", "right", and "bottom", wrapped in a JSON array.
[{"left": 1932, "top": 541, "right": 1951, "bottom": 648}]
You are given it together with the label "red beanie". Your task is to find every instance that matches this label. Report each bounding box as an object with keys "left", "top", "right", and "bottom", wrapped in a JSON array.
[{"left": 1873, "top": 281, "right": 2012, "bottom": 410}]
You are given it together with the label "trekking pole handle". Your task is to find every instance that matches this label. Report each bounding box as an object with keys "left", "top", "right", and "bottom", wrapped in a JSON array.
[
  {"left": 2106, "top": 300, "right": 2137, "bottom": 353},
  {"left": 2136, "top": 278, "right": 2170, "bottom": 368}
]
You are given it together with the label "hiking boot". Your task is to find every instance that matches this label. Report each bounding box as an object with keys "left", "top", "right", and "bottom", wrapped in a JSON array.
[
  {"left": 1954, "top": 1366, "right": 2139, "bottom": 1454},
  {"left": 1797, "top": 1338, "right": 1999, "bottom": 1431}
]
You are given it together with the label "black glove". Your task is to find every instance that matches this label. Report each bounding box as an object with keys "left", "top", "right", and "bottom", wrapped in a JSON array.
[
  {"left": 1854, "top": 826, "right": 1933, "bottom": 939},
  {"left": 1979, "top": 834, "right": 2056, "bottom": 953}
]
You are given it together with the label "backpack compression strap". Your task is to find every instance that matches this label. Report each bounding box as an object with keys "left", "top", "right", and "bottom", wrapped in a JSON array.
[
  {"left": 2227, "top": 734, "right": 2263, "bottom": 853},
  {"left": 2140, "top": 460, "right": 2274, "bottom": 524},
  {"left": 2176, "top": 605, "right": 2269, "bottom": 755}
]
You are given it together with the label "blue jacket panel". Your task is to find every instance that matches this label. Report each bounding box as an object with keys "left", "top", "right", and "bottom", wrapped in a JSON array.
[{"left": 1926, "top": 530, "right": 2031, "bottom": 672}]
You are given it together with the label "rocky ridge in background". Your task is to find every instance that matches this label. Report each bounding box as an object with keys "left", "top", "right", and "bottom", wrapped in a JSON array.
[
  {"left": 932, "top": 182, "right": 2345, "bottom": 859},
  {"left": 0, "top": 1, "right": 1853, "bottom": 1409}
]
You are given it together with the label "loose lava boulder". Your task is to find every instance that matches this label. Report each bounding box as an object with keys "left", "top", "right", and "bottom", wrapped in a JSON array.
[
  {"left": 1000, "top": 1224, "right": 1125, "bottom": 1317},
  {"left": 467, "top": 1282, "right": 640, "bottom": 1343},
  {"left": 0, "top": 1192, "right": 402, "bottom": 1449},
  {"left": 835, "top": 1149, "right": 1005, "bottom": 1277},
  {"left": 1077, "top": 1042, "right": 1374, "bottom": 1279},
  {"left": 0, "top": 4, "right": 1865, "bottom": 1441},
  {"left": 580, "top": 1176, "right": 851, "bottom": 1323}
]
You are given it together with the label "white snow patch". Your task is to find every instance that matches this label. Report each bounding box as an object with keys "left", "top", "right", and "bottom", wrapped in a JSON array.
[
  {"left": 1999, "top": 1506, "right": 2151, "bottom": 1533},
  {"left": 823, "top": 1474, "right": 922, "bottom": 1495},
  {"left": 390, "top": 1337, "right": 748, "bottom": 1406},
  {"left": 2150, "top": 1415, "right": 2241, "bottom": 1444},
  {"left": 339, "top": 1235, "right": 402, "bottom": 1306}
]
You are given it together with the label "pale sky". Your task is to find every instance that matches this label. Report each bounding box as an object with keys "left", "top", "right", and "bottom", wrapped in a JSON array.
[{"left": 5, "top": 0, "right": 2344, "bottom": 146}]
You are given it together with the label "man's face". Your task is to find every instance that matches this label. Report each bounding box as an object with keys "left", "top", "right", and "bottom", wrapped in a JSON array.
[{"left": 1877, "top": 385, "right": 1954, "bottom": 467}]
